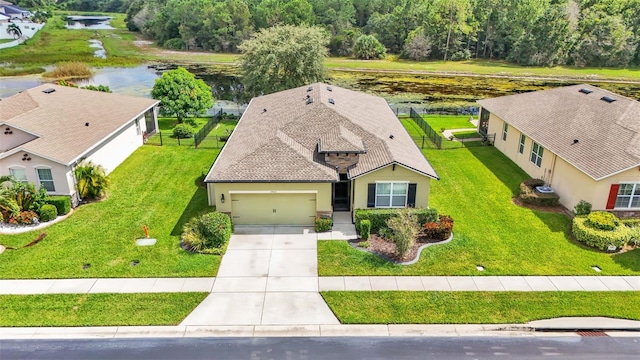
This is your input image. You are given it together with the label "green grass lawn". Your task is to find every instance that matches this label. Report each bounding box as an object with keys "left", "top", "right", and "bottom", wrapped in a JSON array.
[
  {"left": 322, "top": 291, "right": 640, "bottom": 324},
  {"left": 209, "top": 118, "right": 239, "bottom": 136},
  {"left": 0, "top": 145, "right": 221, "bottom": 279},
  {"left": 0, "top": 293, "right": 207, "bottom": 326},
  {"left": 0, "top": 39, "right": 14, "bottom": 44},
  {"left": 423, "top": 115, "right": 475, "bottom": 131},
  {"left": 452, "top": 130, "right": 482, "bottom": 139},
  {"left": 318, "top": 145, "right": 640, "bottom": 276}
]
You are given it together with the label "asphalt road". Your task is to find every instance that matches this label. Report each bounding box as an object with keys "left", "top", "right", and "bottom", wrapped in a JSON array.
[{"left": 1, "top": 336, "right": 639, "bottom": 360}]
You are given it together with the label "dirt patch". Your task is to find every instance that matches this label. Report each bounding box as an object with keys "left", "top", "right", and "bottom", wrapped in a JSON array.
[
  {"left": 353, "top": 233, "right": 447, "bottom": 263},
  {"left": 512, "top": 197, "right": 571, "bottom": 215}
]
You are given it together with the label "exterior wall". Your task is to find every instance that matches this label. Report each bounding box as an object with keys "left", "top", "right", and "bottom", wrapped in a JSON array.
[
  {"left": 324, "top": 153, "right": 360, "bottom": 174},
  {"left": 352, "top": 164, "right": 431, "bottom": 209},
  {"left": 209, "top": 182, "right": 333, "bottom": 214},
  {"left": 0, "top": 152, "right": 75, "bottom": 196},
  {"left": 0, "top": 125, "right": 37, "bottom": 152},
  {"left": 84, "top": 115, "right": 146, "bottom": 174}
]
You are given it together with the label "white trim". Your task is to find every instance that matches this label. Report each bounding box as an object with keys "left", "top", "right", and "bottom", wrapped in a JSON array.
[
  {"left": 228, "top": 190, "right": 318, "bottom": 194},
  {"left": 8, "top": 166, "right": 28, "bottom": 183},
  {"left": 374, "top": 181, "right": 409, "bottom": 208},
  {"left": 351, "top": 162, "right": 439, "bottom": 180}
]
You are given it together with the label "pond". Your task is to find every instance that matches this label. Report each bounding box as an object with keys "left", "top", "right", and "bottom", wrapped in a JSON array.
[{"left": 66, "top": 16, "right": 114, "bottom": 30}]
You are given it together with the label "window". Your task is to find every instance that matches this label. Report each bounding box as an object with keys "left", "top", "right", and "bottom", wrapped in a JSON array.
[
  {"left": 502, "top": 123, "right": 508, "bottom": 141},
  {"left": 376, "top": 182, "right": 408, "bottom": 208},
  {"left": 615, "top": 183, "right": 640, "bottom": 209},
  {"left": 530, "top": 142, "right": 544, "bottom": 167},
  {"left": 518, "top": 134, "right": 525, "bottom": 154},
  {"left": 135, "top": 119, "right": 141, "bottom": 135},
  {"left": 36, "top": 168, "right": 55, "bottom": 192},
  {"left": 9, "top": 168, "right": 28, "bottom": 184}
]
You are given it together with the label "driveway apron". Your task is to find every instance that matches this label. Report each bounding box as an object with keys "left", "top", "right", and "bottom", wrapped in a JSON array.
[{"left": 180, "top": 226, "right": 339, "bottom": 326}]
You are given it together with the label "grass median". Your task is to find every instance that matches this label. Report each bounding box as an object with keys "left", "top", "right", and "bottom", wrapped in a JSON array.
[{"left": 322, "top": 291, "right": 640, "bottom": 324}]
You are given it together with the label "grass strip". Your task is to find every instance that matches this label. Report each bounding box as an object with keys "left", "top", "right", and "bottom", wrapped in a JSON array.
[
  {"left": 0, "top": 293, "right": 207, "bottom": 327},
  {"left": 321, "top": 291, "right": 640, "bottom": 324}
]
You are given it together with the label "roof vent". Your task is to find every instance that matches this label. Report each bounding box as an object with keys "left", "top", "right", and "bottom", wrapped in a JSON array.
[
  {"left": 327, "top": 86, "right": 332, "bottom": 92},
  {"left": 306, "top": 97, "right": 314, "bottom": 105},
  {"left": 572, "top": 139, "right": 579, "bottom": 145},
  {"left": 579, "top": 88, "right": 593, "bottom": 94},
  {"left": 328, "top": 98, "right": 335, "bottom": 105},
  {"left": 85, "top": 122, "right": 90, "bottom": 127},
  {"left": 389, "top": 134, "right": 394, "bottom": 139},
  {"left": 263, "top": 108, "right": 267, "bottom": 113},
  {"left": 42, "top": 88, "right": 55, "bottom": 94},
  {"left": 307, "top": 86, "right": 313, "bottom": 92},
  {"left": 601, "top": 96, "right": 616, "bottom": 103}
]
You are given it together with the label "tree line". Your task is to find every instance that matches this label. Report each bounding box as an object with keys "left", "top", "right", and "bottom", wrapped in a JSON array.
[{"left": 15, "top": 0, "right": 640, "bottom": 67}]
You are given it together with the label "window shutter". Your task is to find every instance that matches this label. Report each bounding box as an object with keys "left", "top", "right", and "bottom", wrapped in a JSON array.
[
  {"left": 606, "top": 184, "right": 620, "bottom": 209},
  {"left": 407, "top": 183, "right": 417, "bottom": 207},
  {"left": 367, "top": 183, "right": 376, "bottom": 207}
]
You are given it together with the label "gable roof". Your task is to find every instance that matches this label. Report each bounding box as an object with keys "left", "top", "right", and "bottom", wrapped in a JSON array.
[
  {"left": 477, "top": 84, "right": 640, "bottom": 180},
  {"left": 206, "top": 83, "right": 438, "bottom": 183},
  {"left": 0, "top": 84, "right": 158, "bottom": 165}
]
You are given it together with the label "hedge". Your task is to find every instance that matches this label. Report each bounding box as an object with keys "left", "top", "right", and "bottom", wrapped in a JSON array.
[
  {"left": 182, "top": 212, "right": 232, "bottom": 255},
  {"left": 518, "top": 179, "right": 560, "bottom": 206},
  {"left": 39, "top": 204, "right": 58, "bottom": 222},
  {"left": 572, "top": 217, "right": 631, "bottom": 251},
  {"left": 355, "top": 208, "right": 438, "bottom": 233},
  {"left": 586, "top": 211, "right": 619, "bottom": 231},
  {"left": 45, "top": 196, "right": 71, "bottom": 215}
]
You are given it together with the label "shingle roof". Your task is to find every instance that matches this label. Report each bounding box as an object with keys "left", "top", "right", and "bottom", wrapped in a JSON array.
[
  {"left": 0, "top": 84, "right": 158, "bottom": 165},
  {"left": 477, "top": 84, "right": 640, "bottom": 180},
  {"left": 206, "top": 83, "right": 438, "bottom": 182}
]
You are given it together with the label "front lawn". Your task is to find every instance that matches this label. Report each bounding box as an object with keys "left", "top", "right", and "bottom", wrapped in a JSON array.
[
  {"left": 318, "top": 146, "right": 640, "bottom": 275},
  {"left": 0, "top": 293, "right": 207, "bottom": 326},
  {"left": 0, "top": 145, "right": 222, "bottom": 278},
  {"left": 322, "top": 291, "right": 640, "bottom": 324}
]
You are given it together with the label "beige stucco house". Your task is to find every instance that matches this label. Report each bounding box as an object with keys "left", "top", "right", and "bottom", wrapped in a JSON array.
[
  {"left": 477, "top": 84, "right": 640, "bottom": 217},
  {"left": 0, "top": 84, "right": 159, "bottom": 205},
  {"left": 205, "top": 83, "right": 439, "bottom": 225}
]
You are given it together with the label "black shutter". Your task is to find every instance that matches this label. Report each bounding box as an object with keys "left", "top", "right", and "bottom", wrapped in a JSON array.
[
  {"left": 407, "top": 183, "right": 417, "bottom": 207},
  {"left": 367, "top": 183, "right": 376, "bottom": 207}
]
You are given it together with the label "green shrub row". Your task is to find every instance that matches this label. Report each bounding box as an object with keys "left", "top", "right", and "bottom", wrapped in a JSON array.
[
  {"left": 572, "top": 217, "right": 631, "bottom": 251},
  {"left": 182, "top": 212, "right": 231, "bottom": 255},
  {"left": 355, "top": 208, "right": 438, "bottom": 233},
  {"left": 315, "top": 217, "right": 333, "bottom": 232},
  {"left": 360, "top": 219, "right": 371, "bottom": 240},
  {"left": 586, "top": 211, "right": 619, "bottom": 231},
  {"left": 621, "top": 218, "right": 640, "bottom": 228},
  {"left": 39, "top": 204, "right": 58, "bottom": 222},
  {"left": 518, "top": 179, "right": 560, "bottom": 206},
  {"left": 45, "top": 196, "right": 71, "bottom": 215}
]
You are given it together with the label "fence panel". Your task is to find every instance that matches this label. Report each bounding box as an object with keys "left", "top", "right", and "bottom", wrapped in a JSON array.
[
  {"left": 194, "top": 109, "right": 223, "bottom": 148},
  {"left": 409, "top": 107, "right": 442, "bottom": 149}
]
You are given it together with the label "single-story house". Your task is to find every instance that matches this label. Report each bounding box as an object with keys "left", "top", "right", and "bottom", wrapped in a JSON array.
[
  {"left": 0, "top": 1, "right": 31, "bottom": 20},
  {"left": 205, "top": 83, "right": 439, "bottom": 225},
  {"left": 477, "top": 84, "right": 640, "bottom": 217},
  {"left": 0, "top": 84, "right": 159, "bottom": 205}
]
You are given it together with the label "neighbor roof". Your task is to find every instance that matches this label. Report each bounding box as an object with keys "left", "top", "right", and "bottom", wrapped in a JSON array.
[
  {"left": 477, "top": 84, "right": 640, "bottom": 180},
  {"left": 206, "top": 83, "right": 438, "bottom": 182},
  {"left": 0, "top": 84, "right": 158, "bottom": 165}
]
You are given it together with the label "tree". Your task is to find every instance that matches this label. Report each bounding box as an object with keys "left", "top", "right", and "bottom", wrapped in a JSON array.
[
  {"left": 151, "top": 67, "right": 213, "bottom": 123},
  {"left": 74, "top": 161, "right": 110, "bottom": 200},
  {"left": 238, "top": 25, "right": 328, "bottom": 98},
  {"left": 353, "top": 34, "right": 386, "bottom": 59},
  {"left": 572, "top": 9, "right": 636, "bottom": 67},
  {"left": 6, "top": 24, "right": 22, "bottom": 40},
  {"left": 402, "top": 27, "right": 432, "bottom": 61}
]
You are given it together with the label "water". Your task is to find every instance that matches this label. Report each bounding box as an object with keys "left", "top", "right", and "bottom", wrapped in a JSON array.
[
  {"left": 88, "top": 39, "right": 106, "bottom": 59},
  {"left": 65, "top": 16, "right": 114, "bottom": 30}
]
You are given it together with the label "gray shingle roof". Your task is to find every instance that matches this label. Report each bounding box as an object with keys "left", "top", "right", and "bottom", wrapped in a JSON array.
[
  {"left": 477, "top": 84, "right": 640, "bottom": 180},
  {"left": 206, "top": 83, "right": 438, "bottom": 182},
  {"left": 0, "top": 84, "right": 158, "bottom": 165}
]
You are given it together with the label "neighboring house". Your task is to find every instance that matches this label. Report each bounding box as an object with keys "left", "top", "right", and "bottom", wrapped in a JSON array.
[
  {"left": 477, "top": 84, "right": 640, "bottom": 217},
  {"left": 0, "top": 1, "right": 31, "bottom": 20},
  {"left": 205, "top": 83, "right": 439, "bottom": 225},
  {"left": 0, "top": 84, "right": 159, "bottom": 205}
]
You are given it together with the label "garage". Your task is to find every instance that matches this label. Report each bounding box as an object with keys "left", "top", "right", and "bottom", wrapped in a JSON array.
[{"left": 230, "top": 192, "right": 317, "bottom": 225}]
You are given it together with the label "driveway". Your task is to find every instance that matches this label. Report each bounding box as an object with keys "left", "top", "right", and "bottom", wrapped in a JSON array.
[{"left": 180, "top": 226, "right": 340, "bottom": 326}]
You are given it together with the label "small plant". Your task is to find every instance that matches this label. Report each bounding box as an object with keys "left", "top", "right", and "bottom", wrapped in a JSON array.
[
  {"left": 39, "top": 204, "right": 58, "bottom": 222},
  {"left": 423, "top": 215, "right": 454, "bottom": 240},
  {"left": 378, "top": 227, "right": 393, "bottom": 239},
  {"left": 357, "top": 241, "right": 370, "bottom": 248},
  {"left": 586, "top": 211, "right": 619, "bottom": 231},
  {"left": 8, "top": 210, "right": 39, "bottom": 225},
  {"left": 172, "top": 123, "right": 195, "bottom": 138},
  {"left": 360, "top": 219, "right": 371, "bottom": 240},
  {"left": 182, "top": 212, "right": 232, "bottom": 255},
  {"left": 315, "top": 217, "right": 333, "bottom": 232},
  {"left": 386, "top": 209, "right": 420, "bottom": 257},
  {"left": 574, "top": 200, "right": 592, "bottom": 216}
]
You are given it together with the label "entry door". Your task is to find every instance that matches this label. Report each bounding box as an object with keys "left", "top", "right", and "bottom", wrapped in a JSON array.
[
  {"left": 333, "top": 181, "right": 350, "bottom": 211},
  {"left": 231, "top": 193, "right": 316, "bottom": 225}
]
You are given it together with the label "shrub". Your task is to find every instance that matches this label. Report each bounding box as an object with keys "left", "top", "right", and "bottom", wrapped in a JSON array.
[
  {"left": 574, "top": 200, "right": 592, "bottom": 215},
  {"left": 39, "top": 204, "right": 58, "bottom": 222},
  {"left": 518, "top": 179, "right": 560, "bottom": 206},
  {"left": 357, "top": 241, "right": 370, "bottom": 248},
  {"left": 75, "top": 161, "right": 110, "bottom": 200},
  {"left": 46, "top": 196, "right": 71, "bottom": 215},
  {"left": 172, "top": 123, "right": 195, "bottom": 138},
  {"left": 572, "top": 217, "right": 630, "bottom": 251},
  {"left": 8, "top": 210, "right": 39, "bottom": 225},
  {"left": 355, "top": 208, "right": 438, "bottom": 233},
  {"left": 423, "top": 215, "right": 454, "bottom": 241},
  {"left": 42, "top": 62, "right": 92, "bottom": 79},
  {"left": 386, "top": 209, "right": 421, "bottom": 257},
  {"left": 586, "top": 211, "right": 619, "bottom": 231},
  {"left": 360, "top": 219, "right": 371, "bottom": 240},
  {"left": 621, "top": 218, "right": 640, "bottom": 228},
  {"left": 182, "top": 212, "right": 231, "bottom": 255},
  {"left": 315, "top": 217, "right": 333, "bottom": 232}
]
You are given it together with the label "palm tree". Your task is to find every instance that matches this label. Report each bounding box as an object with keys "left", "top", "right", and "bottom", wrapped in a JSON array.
[
  {"left": 6, "top": 24, "right": 22, "bottom": 40},
  {"left": 0, "top": 176, "right": 19, "bottom": 218},
  {"left": 75, "top": 161, "right": 110, "bottom": 200}
]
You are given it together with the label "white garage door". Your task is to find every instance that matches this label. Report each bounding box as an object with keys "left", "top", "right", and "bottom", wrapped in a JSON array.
[{"left": 231, "top": 193, "right": 316, "bottom": 225}]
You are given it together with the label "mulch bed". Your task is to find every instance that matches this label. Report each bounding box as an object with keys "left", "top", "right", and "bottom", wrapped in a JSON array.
[{"left": 351, "top": 233, "right": 447, "bottom": 263}]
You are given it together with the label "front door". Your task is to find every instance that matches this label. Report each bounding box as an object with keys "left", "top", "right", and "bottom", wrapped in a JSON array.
[{"left": 333, "top": 180, "right": 350, "bottom": 211}]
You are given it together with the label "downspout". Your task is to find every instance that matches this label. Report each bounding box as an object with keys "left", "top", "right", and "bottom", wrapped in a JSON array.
[{"left": 547, "top": 153, "right": 558, "bottom": 187}]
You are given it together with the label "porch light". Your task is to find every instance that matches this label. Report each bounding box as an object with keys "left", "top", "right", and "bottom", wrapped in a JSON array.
[{"left": 220, "top": 194, "right": 225, "bottom": 203}]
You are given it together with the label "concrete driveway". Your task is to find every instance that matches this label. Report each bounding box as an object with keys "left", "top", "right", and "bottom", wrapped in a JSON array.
[{"left": 180, "top": 226, "right": 339, "bottom": 326}]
